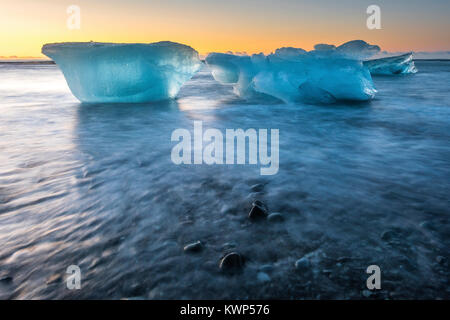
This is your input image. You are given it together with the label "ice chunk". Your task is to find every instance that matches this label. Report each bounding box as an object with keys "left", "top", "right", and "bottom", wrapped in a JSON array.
[
  {"left": 205, "top": 40, "right": 379, "bottom": 104},
  {"left": 334, "top": 40, "right": 381, "bottom": 59},
  {"left": 42, "top": 41, "right": 201, "bottom": 103},
  {"left": 364, "top": 53, "right": 417, "bottom": 75}
]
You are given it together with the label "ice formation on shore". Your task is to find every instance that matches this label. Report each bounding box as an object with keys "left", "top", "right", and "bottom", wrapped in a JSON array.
[
  {"left": 206, "top": 40, "right": 383, "bottom": 104},
  {"left": 42, "top": 41, "right": 201, "bottom": 103},
  {"left": 364, "top": 53, "right": 418, "bottom": 75}
]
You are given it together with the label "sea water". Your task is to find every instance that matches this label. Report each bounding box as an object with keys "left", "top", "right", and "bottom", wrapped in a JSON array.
[{"left": 0, "top": 61, "right": 449, "bottom": 299}]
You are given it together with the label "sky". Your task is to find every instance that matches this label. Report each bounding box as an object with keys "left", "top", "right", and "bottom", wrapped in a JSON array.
[{"left": 1, "top": 0, "right": 449, "bottom": 58}]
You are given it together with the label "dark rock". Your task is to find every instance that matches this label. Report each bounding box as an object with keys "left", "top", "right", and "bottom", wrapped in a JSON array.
[
  {"left": 381, "top": 230, "right": 395, "bottom": 242},
  {"left": 222, "top": 242, "right": 237, "bottom": 250},
  {"left": 250, "top": 184, "right": 265, "bottom": 192},
  {"left": 362, "top": 290, "right": 373, "bottom": 298},
  {"left": 219, "top": 252, "right": 244, "bottom": 271},
  {"left": 259, "top": 264, "right": 273, "bottom": 273},
  {"left": 220, "top": 205, "right": 235, "bottom": 215},
  {"left": 184, "top": 241, "right": 203, "bottom": 253},
  {"left": 248, "top": 204, "right": 268, "bottom": 221},
  {"left": 381, "top": 228, "right": 407, "bottom": 243},
  {"left": 0, "top": 274, "right": 12, "bottom": 283},
  {"left": 267, "top": 212, "right": 284, "bottom": 222},
  {"left": 252, "top": 200, "right": 268, "bottom": 211},
  {"left": 295, "top": 257, "right": 310, "bottom": 272},
  {"left": 257, "top": 272, "right": 271, "bottom": 283}
]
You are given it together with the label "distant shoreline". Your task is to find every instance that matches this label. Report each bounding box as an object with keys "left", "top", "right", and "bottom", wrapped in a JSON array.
[{"left": 0, "top": 59, "right": 449, "bottom": 65}]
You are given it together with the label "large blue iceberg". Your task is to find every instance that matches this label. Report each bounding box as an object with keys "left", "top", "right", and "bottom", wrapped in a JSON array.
[
  {"left": 364, "top": 53, "right": 417, "bottom": 75},
  {"left": 205, "top": 40, "right": 381, "bottom": 104},
  {"left": 205, "top": 40, "right": 417, "bottom": 104},
  {"left": 42, "top": 41, "right": 201, "bottom": 103}
]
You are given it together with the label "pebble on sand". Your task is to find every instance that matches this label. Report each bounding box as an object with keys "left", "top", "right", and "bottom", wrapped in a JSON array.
[
  {"left": 295, "top": 257, "right": 310, "bottom": 272},
  {"left": 248, "top": 204, "right": 268, "bottom": 221},
  {"left": 267, "top": 212, "right": 284, "bottom": 222},
  {"left": 257, "top": 272, "right": 271, "bottom": 283},
  {"left": 219, "top": 252, "right": 244, "bottom": 271},
  {"left": 362, "top": 290, "right": 373, "bottom": 298},
  {"left": 0, "top": 274, "right": 13, "bottom": 283},
  {"left": 252, "top": 200, "right": 268, "bottom": 211},
  {"left": 46, "top": 273, "right": 62, "bottom": 285},
  {"left": 183, "top": 241, "right": 203, "bottom": 253}
]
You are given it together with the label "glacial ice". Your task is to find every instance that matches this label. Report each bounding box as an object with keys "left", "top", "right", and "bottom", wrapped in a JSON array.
[
  {"left": 42, "top": 41, "right": 201, "bottom": 103},
  {"left": 364, "top": 53, "right": 418, "bottom": 75},
  {"left": 206, "top": 40, "right": 382, "bottom": 104}
]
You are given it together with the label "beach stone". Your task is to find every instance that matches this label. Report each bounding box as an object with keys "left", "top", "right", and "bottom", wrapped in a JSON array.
[
  {"left": 248, "top": 204, "right": 268, "bottom": 221},
  {"left": 257, "top": 272, "right": 271, "bottom": 283},
  {"left": 381, "top": 228, "right": 405, "bottom": 243},
  {"left": 250, "top": 184, "right": 265, "bottom": 192},
  {"left": 362, "top": 290, "right": 373, "bottom": 298},
  {"left": 259, "top": 264, "right": 273, "bottom": 273},
  {"left": 0, "top": 274, "right": 12, "bottom": 283},
  {"left": 436, "top": 256, "right": 446, "bottom": 265},
  {"left": 183, "top": 241, "right": 203, "bottom": 253},
  {"left": 267, "top": 212, "right": 284, "bottom": 222},
  {"left": 220, "top": 204, "right": 235, "bottom": 215},
  {"left": 381, "top": 230, "right": 395, "bottom": 242},
  {"left": 295, "top": 257, "right": 310, "bottom": 272},
  {"left": 252, "top": 200, "right": 268, "bottom": 211},
  {"left": 222, "top": 242, "right": 237, "bottom": 250},
  {"left": 420, "top": 221, "right": 436, "bottom": 231},
  {"left": 219, "top": 252, "right": 244, "bottom": 271}
]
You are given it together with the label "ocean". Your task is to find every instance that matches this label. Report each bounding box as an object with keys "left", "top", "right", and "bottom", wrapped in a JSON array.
[{"left": 0, "top": 61, "right": 449, "bottom": 299}]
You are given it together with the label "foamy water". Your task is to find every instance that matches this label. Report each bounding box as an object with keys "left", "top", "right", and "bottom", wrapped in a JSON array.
[{"left": 0, "top": 62, "right": 449, "bottom": 299}]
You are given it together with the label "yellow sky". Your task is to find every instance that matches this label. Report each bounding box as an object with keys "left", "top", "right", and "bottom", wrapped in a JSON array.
[{"left": 1, "top": 0, "right": 449, "bottom": 58}]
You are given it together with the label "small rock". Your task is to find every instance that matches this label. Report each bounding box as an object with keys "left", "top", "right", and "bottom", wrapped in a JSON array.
[
  {"left": 0, "top": 274, "right": 12, "bottom": 283},
  {"left": 123, "top": 296, "right": 146, "bottom": 300},
  {"left": 46, "top": 273, "right": 62, "bottom": 285},
  {"left": 184, "top": 241, "right": 203, "bottom": 253},
  {"left": 219, "top": 252, "right": 244, "bottom": 272},
  {"left": 257, "top": 272, "right": 271, "bottom": 283},
  {"left": 220, "top": 205, "right": 235, "bottom": 215},
  {"left": 337, "top": 256, "right": 351, "bottom": 263},
  {"left": 180, "top": 219, "right": 194, "bottom": 226},
  {"left": 420, "top": 221, "right": 436, "bottom": 231},
  {"left": 222, "top": 242, "right": 237, "bottom": 250},
  {"left": 322, "top": 269, "right": 333, "bottom": 275},
  {"left": 267, "top": 212, "right": 284, "bottom": 222},
  {"left": 252, "top": 200, "right": 268, "bottom": 211},
  {"left": 248, "top": 204, "right": 268, "bottom": 221},
  {"left": 295, "top": 257, "right": 310, "bottom": 272},
  {"left": 250, "top": 184, "right": 265, "bottom": 192},
  {"left": 259, "top": 264, "right": 273, "bottom": 273}
]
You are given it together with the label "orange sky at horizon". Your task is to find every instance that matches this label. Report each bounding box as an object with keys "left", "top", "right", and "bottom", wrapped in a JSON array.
[{"left": 1, "top": 0, "right": 449, "bottom": 58}]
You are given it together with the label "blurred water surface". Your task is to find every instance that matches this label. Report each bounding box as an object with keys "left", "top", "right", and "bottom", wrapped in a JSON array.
[{"left": 0, "top": 62, "right": 449, "bottom": 299}]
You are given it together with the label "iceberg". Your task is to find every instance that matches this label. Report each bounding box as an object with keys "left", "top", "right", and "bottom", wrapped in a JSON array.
[
  {"left": 205, "top": 40, "right": 380, "bottom": 104},
  {"left": 364, "top": 53, "right": 418, "bottom": 75},
  {"left": 42, "top": 41, "right": 201, "bottom": 103}
]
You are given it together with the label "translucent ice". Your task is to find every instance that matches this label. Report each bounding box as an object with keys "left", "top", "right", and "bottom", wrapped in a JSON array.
[
  {"left": 364, "top": 53, "right": 418, "bottom": 75},
  {"left": 206, "top": 40, "right": 380, "bottom": 104},
  {"left": 42, "top": 41, "right": 201, "bottom": 103}
]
